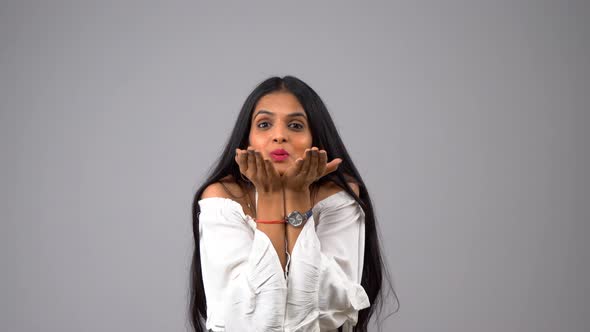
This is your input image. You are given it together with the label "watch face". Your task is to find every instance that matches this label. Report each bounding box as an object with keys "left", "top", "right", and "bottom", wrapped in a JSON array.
[{"left": 288, "top": 211, "right": 304, "bottom": 227}]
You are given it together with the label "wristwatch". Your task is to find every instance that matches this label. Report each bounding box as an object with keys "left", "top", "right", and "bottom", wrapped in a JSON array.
[{"left": 285, "top": 209, "right": 313, "bottom": 227}]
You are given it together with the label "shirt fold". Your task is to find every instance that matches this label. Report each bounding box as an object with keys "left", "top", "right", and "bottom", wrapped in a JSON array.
[
  {"left": 285, "top": 192, "right": 370, "bottom": 332},
  {"left": 199, "top": 198, "right": 287, "bottom": 331}
]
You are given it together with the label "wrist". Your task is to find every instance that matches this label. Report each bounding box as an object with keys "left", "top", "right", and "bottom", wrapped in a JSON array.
[
  {"left": 284, "top": 189, "right": 311, "bottom": 216},
  {"left": 257, "top": 188, "right": 283, "bottom": 198},
  {"left": 253, "top": 181, "right": 283, "bottom": 195},
  {"left": 285, "top": 189, "right": 311, "bottom": 204},
  {"left": 284, "top": 186, "right": 311, "bottom": 195},
  {"left": 256, "top": 192, "right": 284, "bottom": 222}
]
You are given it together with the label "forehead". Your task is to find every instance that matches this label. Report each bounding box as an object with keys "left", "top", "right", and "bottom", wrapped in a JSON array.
[{"left": 253, "top": 92, "right": 306, "bottom": 118}]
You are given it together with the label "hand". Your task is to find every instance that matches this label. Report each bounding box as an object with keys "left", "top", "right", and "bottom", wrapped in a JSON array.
[
  {"left": 235, "top": 147, "right": 283, "bottom": 194},
  {"left": 281, "top": 147, "right": 342, "bottom": 192}
]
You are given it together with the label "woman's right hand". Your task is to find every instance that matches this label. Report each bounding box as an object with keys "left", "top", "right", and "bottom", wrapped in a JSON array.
[{"left": 235, "top": 147, "right": 283, "bottom": 194}]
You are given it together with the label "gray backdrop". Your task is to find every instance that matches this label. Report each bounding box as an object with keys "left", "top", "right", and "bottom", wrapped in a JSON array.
[{"left": 1, "top": 1, "right": 588, "bottom": 331}]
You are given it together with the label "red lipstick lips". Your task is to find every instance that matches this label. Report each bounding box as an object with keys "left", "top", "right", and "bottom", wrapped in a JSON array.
[{"left": 270, "top": 149, "right": 289, "bottom": 162}]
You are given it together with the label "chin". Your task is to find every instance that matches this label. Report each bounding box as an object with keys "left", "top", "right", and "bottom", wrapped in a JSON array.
[{"left": 275, "top": 164, "right": 288, "bottom": 176}]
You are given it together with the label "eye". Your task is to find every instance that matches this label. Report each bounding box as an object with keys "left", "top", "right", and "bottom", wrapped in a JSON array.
[
  {"left": 257, "top": 121, "right": 270, "bottom": 128},
  {"left": 256, "top": 121, "right": 304, "bottom": 130}
]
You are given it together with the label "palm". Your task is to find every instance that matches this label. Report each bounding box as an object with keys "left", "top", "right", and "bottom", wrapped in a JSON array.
[
  {"left": 280, "top": 148, "right": 342, "bottom": 190},
  {"left": 282, "top": 160, "right": 302, "bottom": 179}
]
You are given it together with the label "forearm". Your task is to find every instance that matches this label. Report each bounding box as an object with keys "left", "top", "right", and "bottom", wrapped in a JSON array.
[
  {"left": 256, "top": 191, "right": 287, "bottom": 271},
  {"left": 284, "top": 188, "right": 312, "bottom": 254}
]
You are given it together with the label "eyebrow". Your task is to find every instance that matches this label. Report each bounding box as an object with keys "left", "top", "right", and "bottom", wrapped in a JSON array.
[{"left": 253, "top": 110, "right": 307, "bottom": 119}]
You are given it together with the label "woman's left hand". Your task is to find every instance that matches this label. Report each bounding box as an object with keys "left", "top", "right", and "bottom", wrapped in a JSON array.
[{"left": 281, "top": 147, "right": 342, "bottom": 192}]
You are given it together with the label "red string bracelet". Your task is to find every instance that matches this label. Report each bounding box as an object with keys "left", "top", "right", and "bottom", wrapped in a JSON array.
[{"left": 255, "top": 219, "right": 285, "bottom": 224}]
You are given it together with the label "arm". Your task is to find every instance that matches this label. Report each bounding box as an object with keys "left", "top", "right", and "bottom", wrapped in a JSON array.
[
  {"left": 284, "top": 188, "right": 312, "bottom": 254},
  {"left": 199, "top": 183, "right": 287, "bottom": 331},
  {"left": 256, "top": 191, "right": 288, "bottom": 271},
  {"left": 284, "top": 186, "right": 370, "bottom": 332},
  {"left": 285, "top": 182, "right": 359, "bottom": 254},
  {"left": 234, "top": 148, "right": 288, "bottom": 271},
  {"left": 204, "top": 182, "right": 287, "bottom": 270}
]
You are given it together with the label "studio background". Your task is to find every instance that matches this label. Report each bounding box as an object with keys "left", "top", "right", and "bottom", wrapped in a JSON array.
[{"left": 1, "top": 1, "right": 588, "bottom": 331}]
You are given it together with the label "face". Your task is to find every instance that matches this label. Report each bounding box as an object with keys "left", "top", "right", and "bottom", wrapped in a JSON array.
[{"left": 248, "top": 91, "right": 313, "bottom": 175}]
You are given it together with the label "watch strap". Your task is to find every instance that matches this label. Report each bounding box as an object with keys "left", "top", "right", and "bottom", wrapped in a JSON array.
[{"left": 304, "top": 208, "right": 313, "bottom": 220}]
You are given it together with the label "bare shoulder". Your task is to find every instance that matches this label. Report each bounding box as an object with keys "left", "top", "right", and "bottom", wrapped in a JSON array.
[
  {"left": 342, "top": 173, "right": 361, "bottom": 196},
  {"left": 314, "top": 174, "right": 360, "bottom": 204},
  {"left": 200, "top": 175, "right": 244, "bottom": 200},
  {"left": 200, "top": 182, "right": 229, "bottom": 199}
]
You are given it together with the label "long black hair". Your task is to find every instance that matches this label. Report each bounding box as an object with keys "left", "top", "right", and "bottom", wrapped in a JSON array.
[{"left": 189, "top": 75, "right": 399, "bottom": 331}]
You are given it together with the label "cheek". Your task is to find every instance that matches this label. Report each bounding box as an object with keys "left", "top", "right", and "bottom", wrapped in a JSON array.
[
  {"left": 248, "top": 133, "right": 263, "bottom": 148},
  {"left": 293, "top": 148, "right": 310, "bottom": 160},
  {"left": 296, "top": 137, "right": 313, "bottom": 155}
]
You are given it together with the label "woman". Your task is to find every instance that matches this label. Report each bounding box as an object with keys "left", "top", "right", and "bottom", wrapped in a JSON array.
[{"left": 189, "top": 75, "right": 397, "bottom": 331}]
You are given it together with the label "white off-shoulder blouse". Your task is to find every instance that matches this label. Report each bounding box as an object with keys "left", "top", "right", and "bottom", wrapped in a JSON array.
[{"left": 198, "top": 188, "right": 370, "bottom": 332}]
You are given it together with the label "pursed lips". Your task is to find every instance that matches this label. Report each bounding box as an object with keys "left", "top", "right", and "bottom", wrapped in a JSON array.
[
  {"left": 270, "top": 150, "right": 289, "bottom": 156},
  {"left": 270, "top": 150, "right": 290, "bottom": 161}
]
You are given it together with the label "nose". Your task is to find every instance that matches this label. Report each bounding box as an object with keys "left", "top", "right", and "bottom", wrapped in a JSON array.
[
  {"left": 272, "top": 126, "right": 287, "bottom": 143},
  {"left": 273, "top": 135, "right": 286, "bottom": 143}
]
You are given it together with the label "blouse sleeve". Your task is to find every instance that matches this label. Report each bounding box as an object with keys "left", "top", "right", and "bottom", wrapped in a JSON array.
[
  {"left": 284, "top": 191, "right": 370, "bottom": 332},
  {"left": 198, "top": 197, "right": 287, "bottom": 332}
]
